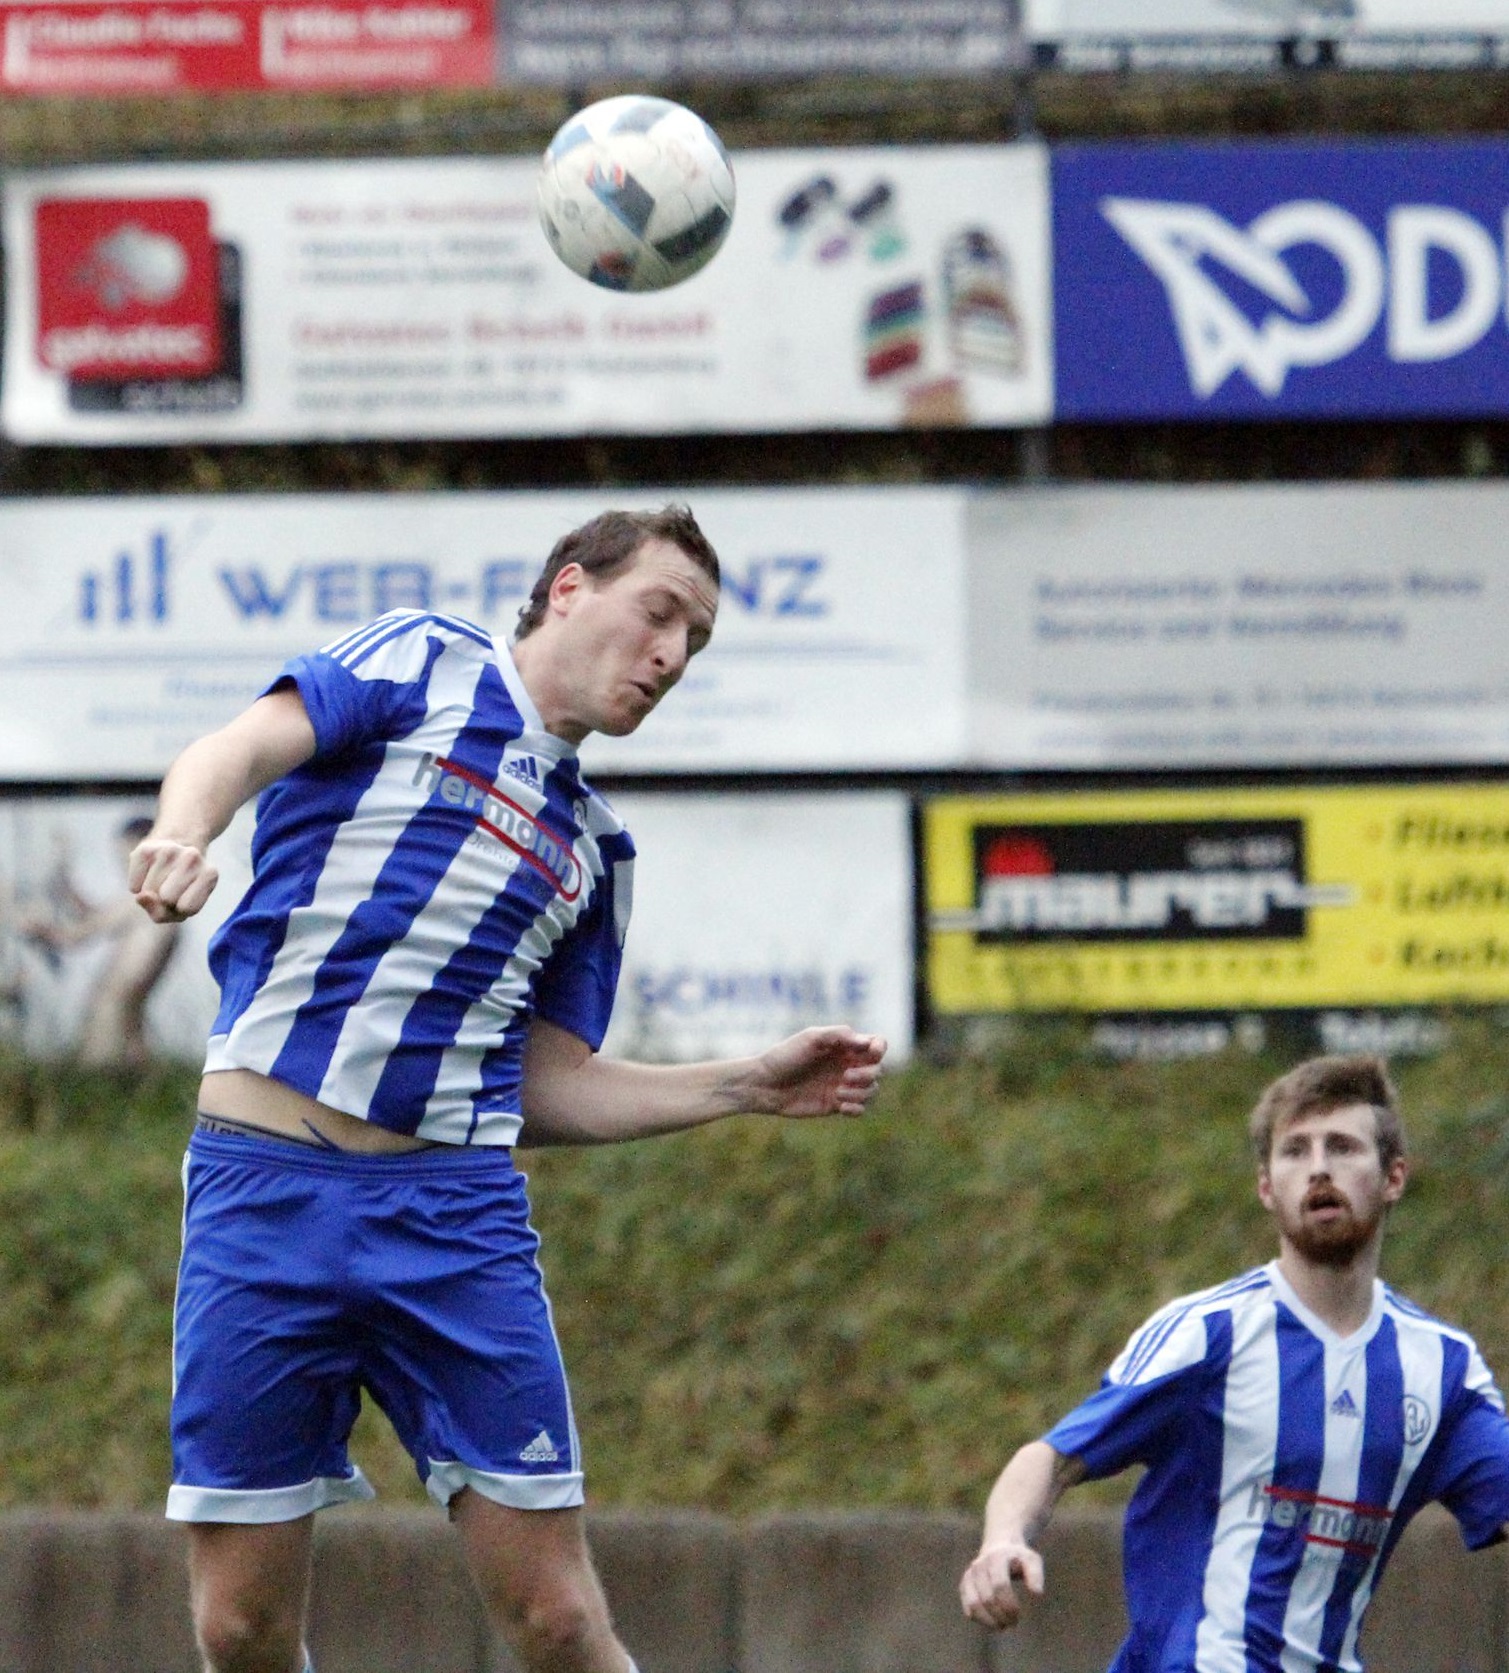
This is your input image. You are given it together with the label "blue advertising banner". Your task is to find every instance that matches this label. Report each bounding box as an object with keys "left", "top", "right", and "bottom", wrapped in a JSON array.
[{"left": 1052, "top": 137, "right": 1509, "bottom": 420}]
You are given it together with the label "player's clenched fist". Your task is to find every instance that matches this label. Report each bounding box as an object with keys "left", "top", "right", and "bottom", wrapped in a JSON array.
[
  {"left": 959, "top": 1539, "right": 1045, "bottom": 1629},
  {"left": 128, "top": 834, "right": 219, "bottom": 923}
]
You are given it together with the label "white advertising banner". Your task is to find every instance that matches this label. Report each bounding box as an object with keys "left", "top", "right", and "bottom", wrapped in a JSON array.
[
  {"left": 0, "top": 146, "right": 1052, "bottom": 443},
  {"left": 1029, "top": 0, "right": 1509, "bottom": 33},
  {"left": 0, "top": 487, "right": 970, "bottom": 779},
  {"left": 0, "top": 793, "right": 246, "bottom": 1064},
  {"left": 968, "top": 481, "right": 1509, "bottom": 768},
  {"left": 0, "top": 790, "right": 913, "bottom": 1066},
  {"left": 1027, "top": 0, "right": 1509, "bottom": 70},
  {"left": 14, "top": 480, "right": 1505, "bottom": 780},
  {"left": 602, "top": 792, "right": 914, "bottom": 1064},
  {"left": 499, "top": 0, "right": 1014, "bottom": 80}
]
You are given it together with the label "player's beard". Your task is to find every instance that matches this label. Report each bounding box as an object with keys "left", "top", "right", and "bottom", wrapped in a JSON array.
[{"left": 1280, "top": 1180, "right": 1387, "bottom": 1268}]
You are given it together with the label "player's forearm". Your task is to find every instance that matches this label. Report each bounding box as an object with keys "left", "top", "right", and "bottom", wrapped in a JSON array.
[
  {"left": 519, "top": 1020, "right": 885, "bottom": 1143},
  {"left": 979, "top": 1442, "right": 1083, "bottom": 1551},
  {"left": 519, "top": 1050, "right": 762, "bottom": 1145}
]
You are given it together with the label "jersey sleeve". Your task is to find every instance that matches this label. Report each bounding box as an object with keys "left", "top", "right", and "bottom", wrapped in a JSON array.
[
  {"left": 532, "top": 831, "right": 634, "bottom": 1050},
  {"left": 1427, "top": 1346, "right": 1509, "bottom": 1550},
  {"left": 267, "top": 611, "right": 463, "bottom": 758},
  {"left": 1044, "top": 1301, "right": 1216, "bottom": 1480}
]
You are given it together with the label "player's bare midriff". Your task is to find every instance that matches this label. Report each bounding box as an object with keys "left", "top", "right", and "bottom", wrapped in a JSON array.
[{"left": 198, "top": 1068, "right": 441, "bottom": 1153}]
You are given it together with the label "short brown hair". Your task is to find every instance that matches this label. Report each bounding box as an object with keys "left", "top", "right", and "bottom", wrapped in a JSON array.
[
  {"left": 1249, "top": 1055, "right": 1405, "bottom": 1172},
  {"left": 514, "top": 505, "right": 720, "bottom": 640}
]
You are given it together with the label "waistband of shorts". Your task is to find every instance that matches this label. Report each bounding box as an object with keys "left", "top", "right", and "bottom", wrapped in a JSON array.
[{"left": 189, "top": 1119, "right": 515, "bottom": 1176}]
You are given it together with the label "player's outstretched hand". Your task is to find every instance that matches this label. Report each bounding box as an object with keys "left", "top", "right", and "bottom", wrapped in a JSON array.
[
  {"left": 128, "top": 835, "right": 219, "bottom": 924},
  {"left": 959, "top": 1538, "right": 1045, "bottom": 1630},
  {"left": 750, "top": 1026, "right": 887, "bottom": 1119}
]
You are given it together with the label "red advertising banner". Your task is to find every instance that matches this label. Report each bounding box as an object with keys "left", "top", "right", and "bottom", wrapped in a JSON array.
[
  {"left": 0, "top": 0, "right": 495, "bottom": 93},
  {"left": 34, "top": 197, "right": 221, "bottom": 380}
]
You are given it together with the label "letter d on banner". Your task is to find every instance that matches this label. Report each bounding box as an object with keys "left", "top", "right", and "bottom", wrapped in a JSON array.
[{"left": 1387, "top": 207, "right": 1501, "bottom": 363}]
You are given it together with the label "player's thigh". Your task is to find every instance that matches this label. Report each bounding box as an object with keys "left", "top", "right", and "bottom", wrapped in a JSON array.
[
  {"left": 451, "top": 1490, "right": 610, "bottom": 1625},
  {"left": 188, "top": 1517, "right": 314, "bottom": 1644}
]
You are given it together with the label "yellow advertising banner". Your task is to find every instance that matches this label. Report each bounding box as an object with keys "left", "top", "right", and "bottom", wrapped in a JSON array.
[{"left": 925, "top": 784, "right": 1509, "bottom": 1014}]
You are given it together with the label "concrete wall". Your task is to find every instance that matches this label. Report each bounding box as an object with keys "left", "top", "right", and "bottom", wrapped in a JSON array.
[{"left": 0, "top": 1504, "right": 1500, "bottom": 1672}]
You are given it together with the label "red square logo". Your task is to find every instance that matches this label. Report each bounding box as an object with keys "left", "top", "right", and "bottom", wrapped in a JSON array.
[{"left": 35, "top": 197, "right": 222, "bottom": 381}]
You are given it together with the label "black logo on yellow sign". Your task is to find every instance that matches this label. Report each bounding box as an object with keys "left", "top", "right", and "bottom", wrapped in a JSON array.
[{"left": 969, "top": 819, "right": 1313, "bottom": 944}]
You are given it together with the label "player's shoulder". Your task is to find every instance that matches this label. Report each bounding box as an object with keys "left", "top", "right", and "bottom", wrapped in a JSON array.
[
  {"left": 1383, "top": 1283, "right": 1509, "bottom": 1410},
  {"left": 317, "top": 610, "right": 496, "bottom": 674},
  {"left": 1383, "top": 1283, "right": 1495, "bottom": 1361},
  {"left": 1109, "top": 1266, "right": 1273, "bottom": 1385},
  {"left": 1142, "top": 1265, "right": 1277, "bottom": 1329}
]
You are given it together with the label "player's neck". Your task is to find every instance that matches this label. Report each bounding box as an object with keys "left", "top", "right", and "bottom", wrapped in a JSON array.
[
  {"left": 509, "top": 634, "right": 589, "bottom": 746},
  {"left": 1275, "top": 1242, "right": 1382, "bottom": 1338}
]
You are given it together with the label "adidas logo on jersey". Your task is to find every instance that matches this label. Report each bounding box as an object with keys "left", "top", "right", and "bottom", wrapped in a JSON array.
[
  {"left": 502, "top": 755, "right": 542, "bottom": 787},
  {"left": 520, "top": 1429, "right": 560, "bottom": 1464},
  {"left": 1330, "top": 1388, "right": 1361, "bottom": 1419}
]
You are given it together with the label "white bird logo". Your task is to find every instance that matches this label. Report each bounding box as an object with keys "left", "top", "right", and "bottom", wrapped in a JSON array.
[{"left": 1101, "top": 195, "right": 1385, "bottom": 397}]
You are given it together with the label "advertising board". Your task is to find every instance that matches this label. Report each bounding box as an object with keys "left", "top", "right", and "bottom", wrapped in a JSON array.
[
  {"left": 0, "top": 0, "right": 494, "bottom": 93},
  {"left": 926, "top": 784, "right": 1509, "bottom": 1015},
  {"left": 0, "top": 789, "right": 913, "bottom": 1067},
  {"left": 499, "top": 0, "right": 1016, "bottom": 80},
  {"left": 1053, "top": 137, "right": 1509, "bottom": 420},
  {"left": 1, "top": 147, "right": 1052, "bottom": 443},
  {"left": 1026, "top": 0, "right": 1509, "bottom": 71},
  {"left": 603, "top": 792, "right": 914, "bottom": 1064},
  {"left": 0, "top": 793, "right": 237, "bottom": 1062},
  {"left": 0, "top": 487, "right": 969, "bottom": 779},
  {"left": 967, "top": 482, "right": 1509, "bottom": 769}
]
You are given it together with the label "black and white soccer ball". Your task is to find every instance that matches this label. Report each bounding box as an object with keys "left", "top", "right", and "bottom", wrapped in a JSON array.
[{"left": 537, "top": 95, "right": 736, "bottom": 293}]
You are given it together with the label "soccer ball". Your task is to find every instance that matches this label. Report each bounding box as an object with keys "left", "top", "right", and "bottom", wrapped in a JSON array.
[{"left": 537, "top": 95, "right": 736, "bottom": 293}]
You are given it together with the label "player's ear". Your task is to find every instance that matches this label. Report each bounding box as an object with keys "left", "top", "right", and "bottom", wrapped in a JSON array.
[
  {"left": 1256, "top": 1165, "right": 1275, "bottom": 1211},
  {"left": 1383, "top": 1155, "right": 1408, "bottom": 1205},
  {"left": 548, "top": 562, "right": 587, "bottom": 614}
]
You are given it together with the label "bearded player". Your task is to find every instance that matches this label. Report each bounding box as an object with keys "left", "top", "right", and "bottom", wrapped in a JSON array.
[{"left": 960, "top": 1054, "right": 1509, "bottom": 1673}]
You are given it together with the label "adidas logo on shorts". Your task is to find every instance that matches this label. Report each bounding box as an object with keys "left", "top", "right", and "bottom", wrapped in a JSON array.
[{"left": 520, "top": 1429, "right": 560, "bottom": 1463}]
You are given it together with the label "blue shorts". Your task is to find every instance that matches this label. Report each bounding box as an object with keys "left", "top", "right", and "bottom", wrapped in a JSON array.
[{"left": 167, "top": 1127, "right": 583, "bottom": 1525}]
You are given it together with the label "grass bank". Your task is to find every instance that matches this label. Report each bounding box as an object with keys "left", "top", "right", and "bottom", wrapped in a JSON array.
[{"left": 2, "top": 1025, "right": 1508, "bottom": 1512}]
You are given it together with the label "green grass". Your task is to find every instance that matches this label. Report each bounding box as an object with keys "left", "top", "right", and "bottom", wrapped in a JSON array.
[{"left": 2, "top": 1022, "right": 1509, "bottom": 1512}]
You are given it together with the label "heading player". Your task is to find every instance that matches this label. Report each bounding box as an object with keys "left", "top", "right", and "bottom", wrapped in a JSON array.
[
  {"left": 130, "top": 505, "right": 886, "bottom": 1673},
  {"left": 959, "top": 1054, "right": 1509, "bottom": 1673}
]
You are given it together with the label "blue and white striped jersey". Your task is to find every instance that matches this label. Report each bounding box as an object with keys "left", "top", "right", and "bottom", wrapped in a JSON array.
[
  {"left": 1045, "top": 1261, "right": 1509, "bottom": 1673},
  {"left": 203, "top": 611, "right": 635, "bottom": 1146}
]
